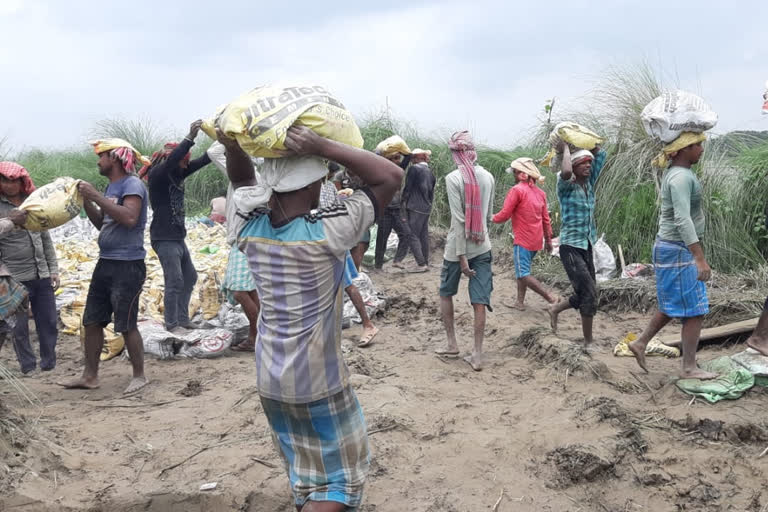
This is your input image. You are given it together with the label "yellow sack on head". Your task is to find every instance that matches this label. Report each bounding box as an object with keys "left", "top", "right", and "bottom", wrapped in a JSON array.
[
  {"left": 374, "top": 135, "right": 412, "bottom": 158},
  {"left": 541, "top": 122, "right": 603, "bottom": 167},
  {"left": 202, "top": 84, "right": 364, "bottom": 158},
  {"left": 20, "top": 177, "right": 83, "bottom": 231}
]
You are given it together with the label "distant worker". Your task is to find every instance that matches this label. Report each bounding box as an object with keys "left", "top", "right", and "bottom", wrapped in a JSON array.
[
  {"left": 0, "top": 208, "right": 37, "bottom": 373},
  {"left": 436, "top": 131, "right": 496, "bottom": 371},
  {"left": 548, "top": 144, "right": 606, "bottom": 351},
  {"left": 331, "top": 167, "right": 370, "bottom": 270},
  {"left": 207, "top": 142, "right": 261, "bottom": 352},
  {"left": 141, "top": 120, "right": 212, "bottom": 333},
  {"left": 320, "top": 162, "right": 379, "bottom": 347},
  {"left": 492, "top": 158, "right": 558, "bottom": 310},
  {"left": 373, "top": 137, "right": 412, "bottom": 271},
  {"left": 0, "top": 162, "right": 60, "bottom": 374},
  {"left": 629, "top": 134, "right": 717, "bottom": 380},
  {"left": 400, "top": 149, "right": 436, "bottom": 272}
]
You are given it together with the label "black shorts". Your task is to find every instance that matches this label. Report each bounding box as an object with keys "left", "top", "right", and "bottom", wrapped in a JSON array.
[
  {"left": 83, "top": 259, "right": 146, "bottom": 333},
  {"left": 560, "top": 244, "right": 597, "bottom": 317}
]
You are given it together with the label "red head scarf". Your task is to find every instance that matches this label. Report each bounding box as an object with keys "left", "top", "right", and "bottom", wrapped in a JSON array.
[
  {"left": 138, "top": 142, "right": 190, "bottom": 181},
  {"left": 448, "top": 131, "right": 484, "bottom": 244},
  {"left": 0, "top": 162, "right": 36, "bottom": 196}
]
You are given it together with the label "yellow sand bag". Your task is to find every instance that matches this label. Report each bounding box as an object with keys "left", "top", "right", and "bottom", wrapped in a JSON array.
[
  {"left": 374, "top": 135, "right": 412, "bottom": 158},
  {"left": 198, "top": 271, "right": 221, "bottom": 320},
  {"left": 77, "top": 320, "right": 124, "bottom": 361},
  {"left": 613, "top": 333, "right": 680, "bottom": 358},
  {"left": 202, "top": 84, "right": 364, "bottom": 158},
  {"left": 541, "top": 122, "right": 604, "bottom": 167},
  {"left": 20, "top": 177, "right": 83, "bottom": 231}
]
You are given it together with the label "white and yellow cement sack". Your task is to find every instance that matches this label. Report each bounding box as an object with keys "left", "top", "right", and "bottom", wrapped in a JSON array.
[
  {"left": 202, "top": 83, "right": 364, "bottom": 158},
  {"left": 541, "top": 122, "right": 603, "bottom": 167},
  {"left": 20, "top": 177, "right": 83, "bottom": 231}
]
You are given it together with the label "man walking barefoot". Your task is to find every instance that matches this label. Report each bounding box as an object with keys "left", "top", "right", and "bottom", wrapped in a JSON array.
[
  {"left": 548, "top": 144, "right": 606, "bottom": 351},
  {"left": 629, "top": 134, "right": 717, "bottom": 380},
  {"left": 62, "top": 140, "right": 150, "bottom": 394},
  {"left": 435, "top": 131, "right": 495, "bottom": 371},
  {"left": 492, "top": 157, "right": 557, "bottom": 310}
]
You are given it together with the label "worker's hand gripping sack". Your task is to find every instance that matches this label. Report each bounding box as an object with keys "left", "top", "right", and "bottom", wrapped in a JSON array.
[
  {"left": 202, "top": 84, "right": 364, "bottom": 158},
  {"left": 641, "top": 90, "right": 717, "bottom": 143},
  {"left": 541, "top": 122, "right": 603, "bottom": 167},
  {"left": 20, "top": 177, "right": 83, "bottom": 231}
]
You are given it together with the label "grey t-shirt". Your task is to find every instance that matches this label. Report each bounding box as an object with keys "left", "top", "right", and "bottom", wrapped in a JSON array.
[
  {"left": 98, "top": 176, "right": 148, "bottom": 260},
  {"left": 657, "top": 166, "right": 705, "bottom": 245}
]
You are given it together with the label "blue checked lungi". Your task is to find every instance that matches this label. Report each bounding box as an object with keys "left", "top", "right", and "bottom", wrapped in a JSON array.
[
  {"left": 653, "top": 239, "right": 709, "bottom": 318},
  {"left": 513, "top": 245, "right": 536, "bottom": 279},
  {"left": 343, "top": 251, "right": 359, "bottom": 288},
  {"left": 222, "top": 245, "right": 256, "bottom": 304},
  {"left": 260, "top": 386, "right": 370, "bottom": 509}
]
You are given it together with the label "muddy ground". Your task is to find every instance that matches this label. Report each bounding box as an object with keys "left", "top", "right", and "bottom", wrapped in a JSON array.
[{"left": 1, "top": 248, "right": 767, "bottom": 511}]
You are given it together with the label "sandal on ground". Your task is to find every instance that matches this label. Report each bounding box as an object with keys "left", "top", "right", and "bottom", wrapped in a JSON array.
[{"left": 231, "top": 341, "right": 256, "bottom": 352}]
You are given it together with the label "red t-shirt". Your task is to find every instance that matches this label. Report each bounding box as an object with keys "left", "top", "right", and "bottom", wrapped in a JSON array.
[{"left": 492, "top": 182, "right": 552, "bottom": 251}]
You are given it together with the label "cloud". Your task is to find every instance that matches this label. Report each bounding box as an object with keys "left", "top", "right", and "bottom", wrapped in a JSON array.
[{"left": 2, "top": 0, "right": 768, "bottom": 153}]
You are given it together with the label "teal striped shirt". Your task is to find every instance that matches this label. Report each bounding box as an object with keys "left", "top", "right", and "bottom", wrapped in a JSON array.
[{"left": 556, "top": 150, "right": 607, "bottom": 250}]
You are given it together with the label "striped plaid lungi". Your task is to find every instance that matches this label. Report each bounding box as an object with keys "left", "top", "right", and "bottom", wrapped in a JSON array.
[
  {"left": 260, "top": 386, "right": 370, "bottom": 509},
  {"left": 653, "top": 238, "right": 709, "bottom": 318},
  {"left": 222, "top": 245, "right": 256, "bottom": 304}
]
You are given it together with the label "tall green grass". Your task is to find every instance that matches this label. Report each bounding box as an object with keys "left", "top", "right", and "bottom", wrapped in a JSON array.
[
  {"left": 6, "top": 64, "right": 768, "bottom": 273},
  {"left": 15, "top": 118, "right": 227, "bottom": 216}
]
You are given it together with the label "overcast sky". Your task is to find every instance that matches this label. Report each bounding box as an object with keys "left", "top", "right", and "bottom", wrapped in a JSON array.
[{"left": 1, "top": 0, "right": 767, "bottom": 152}]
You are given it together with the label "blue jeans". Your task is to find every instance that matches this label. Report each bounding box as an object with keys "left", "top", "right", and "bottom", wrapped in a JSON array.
[
  {"left": 12, "top": 278, "right": 58, "bottom": 372},
  {"left": 151, "top": 240, "right": 198, "bottom": 330}
]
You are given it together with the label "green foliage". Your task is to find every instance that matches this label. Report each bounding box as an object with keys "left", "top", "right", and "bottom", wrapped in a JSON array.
[{"left": 7, "top": 65, "right": 768, "bottom": 272}]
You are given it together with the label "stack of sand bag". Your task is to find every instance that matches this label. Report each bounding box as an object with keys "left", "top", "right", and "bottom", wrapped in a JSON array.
[
  {"left": 614, "top": 90, "right": 718, "bottom": 361},
  {"left": 51, "top": 83, "right": 377, "bottom": 359},
  {"left": 53, "top": 216, "right": 233, "bottom": 361}
]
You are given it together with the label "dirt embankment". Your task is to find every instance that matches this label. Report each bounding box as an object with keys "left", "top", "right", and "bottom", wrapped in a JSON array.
[{"left": 2, "top": 253, "right": 767, "bottom": 511}]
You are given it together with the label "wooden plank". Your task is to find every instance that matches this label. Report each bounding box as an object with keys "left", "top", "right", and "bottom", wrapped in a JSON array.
[{"left": 659, "top": 318, "right": 759, "bottom": 345}]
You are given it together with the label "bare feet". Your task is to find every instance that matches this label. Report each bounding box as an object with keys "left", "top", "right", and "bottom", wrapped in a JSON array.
[
  {"left": 503, "top": 301, "right": 526, "bottom": 311},
  {"left": 357, "top": 325, "right": 379, "bottom": 348},
  {"left": 628, "top": 340, "right": 649, "bottom": 373},
  {"left": 124, "top": 377, "right": 149, "bottom": 394},
  {"left": 746, "top": 335, "right": 768, "bottom": 357},
  {"left": 678, "top": 368, "right": 718, "bottom": 380},
  {"left": 463, "top": 354, "right": 483, "bottom": 371},
  {"left": 547, "top": 295, "right": 560, "bottom": 305},
  {"left": 392, "top": 261, "right": 405, "bottom": 269},
  {"left": 60, "top": 376, "right": 100, "bottom": 390},
  {"left": 547, "top": 305, "right": 558, "bottom": 333}
]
